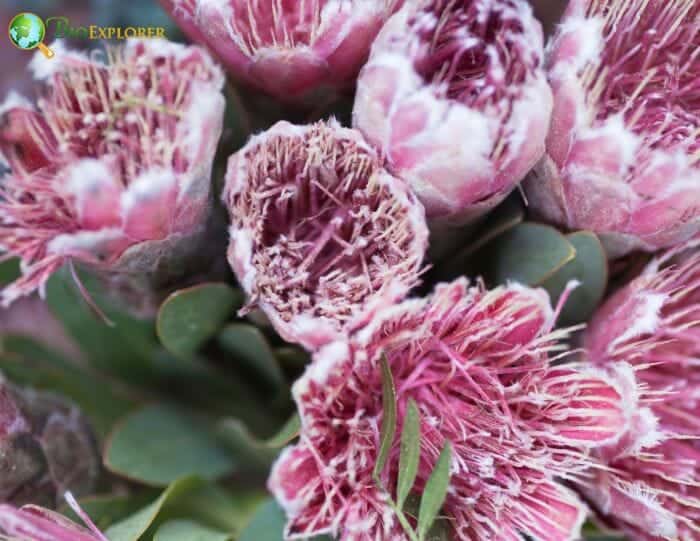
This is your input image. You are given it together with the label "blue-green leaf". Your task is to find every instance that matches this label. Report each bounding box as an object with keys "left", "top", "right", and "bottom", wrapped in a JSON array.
[
  {"left": 105, "top": 405, "right": 236, "bottom": 486},
  {"left": 157, "top": 283, "right": 243, "bottom": 358}
]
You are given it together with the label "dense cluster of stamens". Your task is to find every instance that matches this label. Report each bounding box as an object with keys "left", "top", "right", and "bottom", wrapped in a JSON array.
[
  {"left": 580, "top": 0, "right": 699, "bottom": 159},
  {"left": 225, "top": 121, "right": 427, "bottom": 348},
  {"left": 413, "top": 0, "right": 537, "bottom": 104},
  {"left": 271, "top": 279, "right": 630, "bottom": 540},
  {"left": 410, "top": 0, "right": 542, "bottom": 161}
]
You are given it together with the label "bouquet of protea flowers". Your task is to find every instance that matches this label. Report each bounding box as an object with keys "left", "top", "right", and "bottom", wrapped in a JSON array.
[{"left": 0, "top": 0, "right": 697, "bottom": 540}]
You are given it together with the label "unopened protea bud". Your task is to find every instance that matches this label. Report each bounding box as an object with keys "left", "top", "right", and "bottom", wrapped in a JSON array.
[
  {"left": 581, "top": 239, "right": 700, "bottom": 540},
  {"left": 223, "top": 119, "right": 428, "bottom": 350},
  {"left": 524, "top": 0, "right": 700, "bottom": 257},
  {"left": 269, "top": 278, "right": 631, "bottom": 540},
  {"left": 0, "top": 377, "right": 99, "bottom": 508},
  {"left": 0, "top": 39, "right": 225, "bottom": 307},
  {"left": 160, "top": 0, "right": 402, "bottom": 105},
  {"left": 353, "top": 0, "right": 552, "bottom": 225}
]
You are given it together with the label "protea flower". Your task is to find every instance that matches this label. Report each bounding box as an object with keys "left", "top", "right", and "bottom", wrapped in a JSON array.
[
  {"left": 269, "top": 278, "right": 633, "bottom": 540},
  {"left": 0, "top": 495, "right": 106, "bottom": 541},
  {"left": 0, "top": 39, "right": 225, "bottom": 307},
  {"left": 0, "top": 377, "right": 99, "bottom": 508},
  {"left": 160, "top": 0, "right": 402, "bottom": 105},
  {"left": 581, "top": 238, "right": 700, "bottom": 539},
  {"left": 352, "top": 0, "right": 552, "bottom": 225},
  {"left": 524, "top": 0, "right": 700, "bottom": 257},
  {"left": 223, "top": 119, "right": 428, "bottom": 350}
]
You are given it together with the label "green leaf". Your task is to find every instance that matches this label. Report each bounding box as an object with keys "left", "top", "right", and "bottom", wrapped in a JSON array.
[
  {"left": 166, "top": 484, "right": 266, "bottom": 535},
  {"left": 397, "top": 399, "right": 421, "bottom": 509},
  {"left": 264, "top": 413, "right": 302, "bottom": 447},
  {"left": 105, "top": 477, "right": 203, "bottom": 541},
  {"left": 373, "top": 353, "right": 397, "bottom": 482},
  {"left": 61, "top": 492, "right": 159, "bottom": 531},
  {"left": 46, "top": 268, "right": 160, "bottom": 384},
  {"left": 154, "top": 519, "right": 230, "bottom": 541},
  {"left": 105, "top": 405, "right": 236, "bottom": 486},
  {"left": 424, "top": 519, "right": 452, "bottom": 541},
  {"left": 433, "top": 193, "right": 526, "bottom": 277},
  {"left": 0, "top": 335, "right": 136, "bottom": 438},
  {"left": 541, "top": 232, "right": 609, "bottom": 326},
  {"left": 217, "top": 413, "right": 301, "bottom": 470},
  {"left": 463, "top": 223, "right": 576, "bottom": 287},
  {"left": 157, "top": 283, "right": 243, "bottom": 357},
  {"left": 582, "top": 521, "right": 627, "bottom": 540},
  {"left": 0, "top": 258, "right": 20, "bottom": 286},
  {"left": 238, "top": 499, "right": 331, "bottom": 541},
  {"left": 418, "top": 442, "right": 452, "bottom": 541},
  {"left": 275, "top": 346, "right": 310, "bottom": 369},
  {"left": 217, "top": 324, "right": 286, "bottom": 389}
]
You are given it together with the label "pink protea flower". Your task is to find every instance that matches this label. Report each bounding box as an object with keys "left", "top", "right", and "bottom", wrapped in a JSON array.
[
  {"left": 0, "top": 494, "right": 107, "bottom": 541},
  {"left": 223, "top": 119, "right": 429, "bottom": 348},
  {"left": 524, "top": 0, "right": 700, "bottom": 257},
  {"left": 160, "top": 0, "right": 402, "bottom": 105},
  {"left": 223, "top": 119, "right": 428, "bottom": 350},
  {"left": 581, "top": 239, "right": 700, "bottom": 540},
  {"left": 352, "top": 0, "right": 553, "bottom": 225},
  {"left": 0, "top": 376, "right": 99, "bottom": 508},
  {"left": 0, "top": 39, "right": 225, "bottom": 306},
  {"left": 269, "top": 278, "right": 633, "bottom": 540}
]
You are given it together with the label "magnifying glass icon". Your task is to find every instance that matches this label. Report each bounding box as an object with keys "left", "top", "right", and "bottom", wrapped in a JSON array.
[{"left": 8, "top": 12, "right": 55, "bottom": 59}]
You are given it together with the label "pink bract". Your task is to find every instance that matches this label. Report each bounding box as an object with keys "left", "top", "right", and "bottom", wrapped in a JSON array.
[
  {"left": 353, "top": 0, "right": 552, "bottom": 225},
  {"left": 269, "top": 278, "right": 633, "bottom": 540},
  {"left": 524, "top": 0, "right": 700, "bottom": 257},
  {"left": 160, "top": 0, "right": 402, "bottom": 105},
  {"left": 0, "top": 501, "right": 106, "bottom": 541},
  {"left": 582, "top": 238, "right": 700, "bottom": 540},
  {"left": 223, "top": 119, "right": 428, "bottom": 350},
  {"left": 0, "top": 39, "right": 225, "bottom": 306}
]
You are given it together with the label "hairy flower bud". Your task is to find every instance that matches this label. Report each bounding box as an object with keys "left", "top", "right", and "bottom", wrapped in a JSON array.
[
  {"left": 524, "top": 0, "right": 700, "bottom": 257},
  {"left": 581, "top": 239, "right": 700, "bottom": 540},
  {"left": 269, "top": 278, "right": 631, "bottom": 540},
  {"left": 223, "top": 120, "right": 428, "bottom": 350},
  {"left": 0, "top": 39, "right": 225, "bottom": 307},
  {"left": 353, "top": 0, "right": 552, "bottom": 225},
  {"left": 0, "top": 377, "right": 99, "bottom": 508},
  {"left": 160, "top": 0, "right": 401, "bottom": 105}
]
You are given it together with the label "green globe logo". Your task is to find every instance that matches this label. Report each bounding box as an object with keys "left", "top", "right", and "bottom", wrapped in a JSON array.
[{"left": 8, "top": 12, "right": 54, "bottom": 58}]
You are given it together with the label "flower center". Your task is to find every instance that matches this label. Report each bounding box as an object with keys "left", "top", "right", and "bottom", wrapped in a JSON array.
[
  {"left": 234, "top": 127, "right": 418, "bottom": 324},
  {"left": 583, "top": 0, "right": 699, "bottom": 158},
  {"left": 411, "top": 0, "right": 539, "bottom": 107}
]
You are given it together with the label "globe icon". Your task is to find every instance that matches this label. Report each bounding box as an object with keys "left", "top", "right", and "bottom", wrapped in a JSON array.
[{"left": 9, "top": 12, "right": 46, "bottom": 50}]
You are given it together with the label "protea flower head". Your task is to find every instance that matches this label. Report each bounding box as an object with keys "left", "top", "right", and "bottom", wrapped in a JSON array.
[
  {"left": 223, "top": 119, "right": 428, "bottom": 350},
  {"left": 0, "top": 494, "right": 107, "bottom": 541},
  {"left": 581, "top": 238, "right": 700, "bottom": 540},
  {"left": 524, "top": 0, "right": 700, "bottom": 257},
  {"left": 352, "top": 0, "right": 553, "bottom": 225},
  {"left": 160, "top": 0, "right": 402, "bottom": 105},
  {"left": 269, "top": 278, "right": 633, "bottom": 540},
  {"left": 0, "top": 376, "right": 99, "bottom": 508},
  {"left": 0, "top": 39, "right": 225, "bottom": 307}
]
